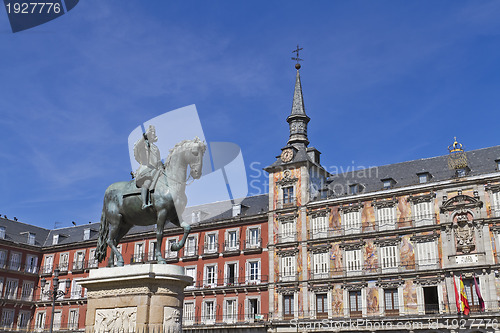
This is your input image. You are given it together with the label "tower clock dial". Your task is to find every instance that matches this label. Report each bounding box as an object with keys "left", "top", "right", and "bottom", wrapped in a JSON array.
[{"left": 281, "top": 148, "right": 294, "bottom": 163}]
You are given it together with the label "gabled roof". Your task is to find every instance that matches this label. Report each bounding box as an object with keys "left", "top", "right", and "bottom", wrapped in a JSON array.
[{"left": 0, "top": 217, "right": 50, "bottom": 247}]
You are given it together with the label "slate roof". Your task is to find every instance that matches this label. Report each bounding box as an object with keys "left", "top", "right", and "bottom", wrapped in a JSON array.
[
  {"left": 0, "top": 217, "right": 50, "bottom": 247},
  {"left": 42, "top": 194, "right": 269, "bottom": 246},
  {"left": 325, "top": 145, "right": 500, "bottom": 197}
]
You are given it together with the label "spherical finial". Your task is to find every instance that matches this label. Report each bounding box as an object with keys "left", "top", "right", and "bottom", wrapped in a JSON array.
[{"left": 295, "top": 63, "right": 301, "bottom": 70}]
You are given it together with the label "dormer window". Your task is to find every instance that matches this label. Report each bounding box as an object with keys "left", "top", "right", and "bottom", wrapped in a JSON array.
[
  {"left": 52, "top": 234, "right": 59, "bottom": 245},
  {"left": 349, "top": 184, "right": 359, "bottom": 195},
  {"left": 456, "top": 168, "right": 469, "bottom": 177},
  {"left": 83, "top": 228, "right": 91, "bottom": 241},
  {"left": 0, "top": 226, "right": 5, "bottom": 239},
  {"left": 232, "top": 204, "right": 241, "bottom": 217},
  {"left": 417, "top": 172, "right": 431, "bottom": 184},
  {"left": 496, "top": 159, "right": 500, "bottom": 170},
  {"left": 382, "top": 178, "right": 396, "bottom": 190},
  {"left": 27, "top": 233, "right": 35, "bottom": 245}
]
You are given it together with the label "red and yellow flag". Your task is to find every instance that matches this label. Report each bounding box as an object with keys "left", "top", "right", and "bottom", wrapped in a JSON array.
[{"left": 460, "top": 275, "right": 470, "bottom": 315}]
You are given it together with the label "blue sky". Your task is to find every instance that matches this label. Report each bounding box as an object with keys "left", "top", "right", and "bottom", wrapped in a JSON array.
[{"left": 1, "top": 1, "right": 500, "bottom": 229}]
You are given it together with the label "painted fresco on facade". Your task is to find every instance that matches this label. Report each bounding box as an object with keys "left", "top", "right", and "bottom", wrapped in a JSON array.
[
  {"left": 397, "top": 195, "right": 412, "bottom": 228},
  {"left": 495, "top": 279, "right": 500, "bottom": 303},
  {"left": 434, "top": 197, "right": 441, "bottom": 224},
  {"left": 330, "top": 243, "right": 342, "bottom": 276},
  {"left": 362, "top": 204, "right": 376, "bottom": 232},
  {"left": 400, "top": 235, "right": 415, "bottom": 270},
  {"left": 403, "top": 280, "right": 418, "bottom": 314},
  {"left": 331, "top": 286, "right": 343, "bottom": 317},
  {"left": 441, "top": 283, "right": 449, "bottom": 312},
  {"left": 331, "top": 206, "right": 341, "bottom": 232},
  {"left": 366, "top": 286, "right": 380, "bottom": 315},
  {"left": 273, "top": 167, "right": 301, "bottom": 209},
  {"left": 485, "top": 189, "right": 492, "bottom": 218},
  {"left": 364, "top": 241, "right": 377, "bottom": 273}
]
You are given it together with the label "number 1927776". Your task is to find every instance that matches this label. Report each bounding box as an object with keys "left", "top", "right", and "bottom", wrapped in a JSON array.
[{"left": 5, "top": 2, "right": 62, "bottom": 14}]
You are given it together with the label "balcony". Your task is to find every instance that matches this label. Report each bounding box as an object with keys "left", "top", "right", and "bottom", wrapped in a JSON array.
[
  {"left": 164, "top": 249, "right": 179, "bottom": 263},
  {"left": 201, "top": 243, "right": 219, "bottom": 259},
  {"left": 278, "top": 272, "right": 299, "bottom": 282},
  {"left": 276, "top": 233, "right": 298, "bottom": 244},
  {"left": 72, "top": 260, "right": 88, "bottom": 273},
  {"left": 40, "top": 265, "right": 54, "bottom": 276},
  {"left": 7, "top": 261, "right": 21, "bottom": 271},
  {"left": 492, "top": 205, "right": 500, "bottom": 218},
  {"left": 190, "top": 275, "right": 269, "bottom": 289},
  {"left": 130, "top": 253, "right": 147, "bottom": 264},
  {"left": 243, "top": 238, "right": 262, "bottom": 254},
  {"left": 183, "top": 313, "right": 268, "bottom": 327},
  {"left": 277, "top": 197, "right": 297, "bottom": 209},
  {"left": 222, "top": 240, "right": 240, "bottom": 256},
  {"left": 57, "top": 263, "right": 69, "bottom": 273}
]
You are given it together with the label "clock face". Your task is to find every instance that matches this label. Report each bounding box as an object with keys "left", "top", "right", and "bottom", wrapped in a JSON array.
[{"left": 281, "top": 148, "right": 294, "bottom": 163}]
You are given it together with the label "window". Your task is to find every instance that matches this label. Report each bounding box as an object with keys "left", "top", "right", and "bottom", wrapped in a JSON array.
[
  {"left": 311, "top": 215, "right": 328, "bottom": 238},
  {"left": 232, "top": 204, "right": 241, "bottom": 217},
  {"left": 349, "top": 290, "right": 362, "bottom": 318},
  {"left": 382, "top": 179, "right": 394, "bottom": 189},
  {"left": 166, "top": 238, "right": 178, "bottom": 258},
  {"left": 345, "top": 249, "right": 362, "bottom": 273},
  {"left": 18, "top": 311, "right": 31, "bottom": 329},
  {"left": 283, "top": 295, "right": 294, "bottom": 319},
  {"left": 280, "top": 220, "right": 296, "bottom": 242},
  {"left": 184, "top": 302, "right": 195, "bottom": 325},
  {"left": 71, "top": 280, "right": 82, "bottom": 298},
  {"left": 247, "top": 297, "right": 259, "bottom": 321},
  {"left": 349, "top": 184, "right": 359, "bottom": 195},
  {"left": 59, "top": 253, "right": 69, "bottom": 271},
  {"left": 25, "top": 254, "right": 38, "bottom": 274},
  {"left": 247, "top": 227, "right": 260, "bottom": 248},
  {"left": 416, "top": 241, "right": 438, "bottom": 269},
  {"left": 205, "top": 264, "right": 217, "bottom": 287},
  {"left": 316, "top": 293, "right": 328, "bottom": 319},
  {"left": 280, "top": 256, "right": 296, "bottom": 281},
  {"left": 313, "top": 252, "right": 329, "bottom": 278},
  {"left": 205, "top": 233, "right": 217, "bottom": 253},
  {"left": 418, "top": 172, "right": 431, "bottom": 184},
  {"left": 68, "top": 309, "right": 79, "bottom": 330},
  {"left": 191, "top": 210, "right": 202, "bottom": 223},
  {"left": 113, "top": 245, "right": 122, "bottom": 266},
  {"left": 35, "top": 312, "right": 46, "bottom": 332},
  {"left": 21, "top": 281, "right": 34, "bottom": 300},
  {"left": 0, "top": 226, "right": 5, "bottom": 239},
  {"left": 185, "top": 267, "right": 196, "bottom": 288},
  {"left": 9, "top": 252, "right": 21, "bottom": 271},
  {"left": 414, "top": 201, "right": 433, "bottom": 225},
  {"left": 0, "top": 278, "right": 4, "bottom": 296},
  {"left": 384, "top": 289, "right": 399, "bottom": 315},
  {"left": 52, "top": 234, "right": 59, "bottom": 245},
  {"left": 457, "top": 168, "right": 467, "bottom": 177},
  {"left": 377, "top": 207, "right": 395, "bottom": 230},
  {"left": 53, "top": 311, "right": 62, "bottom": 330},
  {"left": 344, "top": 211, "right": 361, "bottom": 234},
  {"left": 83, "top": 228, "right": 91, "bottom": 240},
  {"left": 89, "top": 249, "right": 98, "bottom": 268},
  {"left": 493, "top": 191, "right": 500, "bottom": 217},
  {"left": 283, "top": 186, "right": 294, "bottom": 205},
  {"left": 496, "top": 159, "right": 500, "bottom": 170},
  {"left": 41, "top": 280, "right": 50, "bottom": 301},
  {"left": 43, "top": 255, "right": 53, "bottom": 273},
  {"left": 380, "top": 245, "right": 398, "bottom": 269},
  {"left": 0, "top": 250, "right": 6, "bottom": 268},
  {"left": 148, "top": 241, "right": 157, "bottom": 261},
  {"left": 202, "top": 300, "right": 216, "bottom": 324},
  {"left": 247, "top": 260, "right": 260, "bottom": 283},
  {"left": 27, "top": 232, "right": 36, "bottom": 245},
  {"left": 5, "top": 279, "right": 18, "bottom": 299},
  {"left": 463, "top": 279, "right": 482, "bottom": 312},
  {"left": 1, "top": 309, "right": 14, "bottom": 328},
  {"left": 73, "top": 251, "right": 85, "bottom": 270},
  {"left": 185, "top": 236, "right": 197, "bottom": 256},
  {"left": 224, "top": 299, "right": 237, "bottom": 323},
  {"left": 226, "top": 230, "right": 238, "bottom": 250},
  {"left": 225, "top": 262, "right": 237, "bottom": 285},
  {"left": 134, "top": 242, "right": 145, "bottom": 262}
]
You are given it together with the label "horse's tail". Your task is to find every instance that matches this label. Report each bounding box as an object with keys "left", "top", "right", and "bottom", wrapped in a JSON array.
[{"left": 95, "top": 208, "right": 109, "bottom": 263}]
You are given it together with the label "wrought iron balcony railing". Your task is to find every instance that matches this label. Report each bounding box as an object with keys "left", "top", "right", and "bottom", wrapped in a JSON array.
[{"left": 277, "top": 197, "right": 297, "bottom": 209}]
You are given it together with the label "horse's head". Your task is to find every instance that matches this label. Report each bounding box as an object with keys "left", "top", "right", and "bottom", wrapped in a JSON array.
[{"left": 185, "top": 137, "right": 207, "bottom": 180}]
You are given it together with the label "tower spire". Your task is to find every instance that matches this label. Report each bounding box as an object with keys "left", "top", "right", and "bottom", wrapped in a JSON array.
[{"left": 287, "top": 45, "right": 310, "bottom": 147}]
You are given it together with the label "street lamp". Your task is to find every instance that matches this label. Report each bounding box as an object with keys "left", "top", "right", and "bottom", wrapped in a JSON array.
[{"left": 40, "top": 269, "right": 71, "bottom": 333}]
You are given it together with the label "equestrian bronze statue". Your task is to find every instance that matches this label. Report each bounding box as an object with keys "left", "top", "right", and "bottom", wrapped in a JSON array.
[{"left": 95, "top": 130, "right": 207, "bottom": 266}]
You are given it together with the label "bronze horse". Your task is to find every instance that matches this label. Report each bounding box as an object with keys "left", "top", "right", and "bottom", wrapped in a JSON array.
[{"left": 95, "top": 137, "right": 207, "bottom": 266}]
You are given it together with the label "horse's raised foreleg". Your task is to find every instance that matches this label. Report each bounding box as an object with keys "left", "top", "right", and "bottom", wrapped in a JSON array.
[
  {"left": 107, "top": 214, "right": 125, "bottom": 266},
  {"left": 171, "top": 221, "right": 191, "bottom": 251},
  {"left": 155, "top": 209, "right": 167, "bottom": 264}
]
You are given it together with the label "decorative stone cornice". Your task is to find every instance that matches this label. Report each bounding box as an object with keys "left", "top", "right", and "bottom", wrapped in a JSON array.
[
  {"left": 307, "top": 208, "right": 329, "bottom": 218},
  {"left": 277, "top": 248, "right": 299, "bottom": 256},
  {"left": 372, "top": 198, "right": 398, "bottom": 209},
  {"left": 342, "top": 282, "right": 367, "bottom": 291},
  {"left": 407, "top": 192, "right": 436, "bottom": 204},
  {"left": 485, "top": 183, "right": 500, "bottom": 193},
  {"left": 309, "top": 284, "right": 331, "bottom": 292},
  {"left": 277, "top": 285, "right": 300, "bottom": 295},
  {"left": 276, "top": 170, "right": 298, "bottom": 187},
  {"left": 307, "top": 244, "right": 331, "bottom": 253},
  {"left": 410, "top": 231, "right": 440, "bottom": 243},
  {"left": 340, "top": 240, "right": 365, "bottom": 250},
  {"left": 374, "top": 237, "right": 401, "bottom": 247},
  {"left": 376, "top": 279, "right": 404, "bottom": 289},
  {"left": 414, "top": 274, "right": 443, "bottom": 286},
  {"left": 338, "top": 202, "right": 364, "bottom": 213},
  {"left": 491, "top": 225, "right": 500, "bottom": 234},
  {"left": 277, "top": 213, "right": 298, "bottom": 222},
  {"left": 440, "top": 194, "right": 483, "bottom": 213}
]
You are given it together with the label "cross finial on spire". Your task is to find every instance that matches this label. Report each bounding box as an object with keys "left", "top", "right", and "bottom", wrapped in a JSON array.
[{"left": 291, "top": 44, "right": 303, "bottom": 69}]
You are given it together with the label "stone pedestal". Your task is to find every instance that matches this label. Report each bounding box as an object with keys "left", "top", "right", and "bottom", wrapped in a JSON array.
[{"left": 80, "top": 264, "right": 192, "bottom": 333}]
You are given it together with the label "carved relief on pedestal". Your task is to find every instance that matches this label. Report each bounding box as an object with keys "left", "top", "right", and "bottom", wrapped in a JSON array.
[
  {"left": 163, "top": 307, "right": 181, "bottom": 332},
  {"left": 94, "top": 307, "right": 137, "bottom": 333}
]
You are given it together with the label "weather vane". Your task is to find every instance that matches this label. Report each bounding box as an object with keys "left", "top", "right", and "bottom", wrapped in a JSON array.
[{"left": 292, "top": 44, "right": 303, "bottom": 69}]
